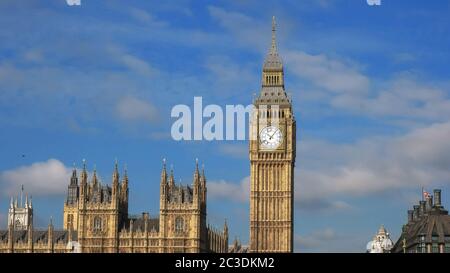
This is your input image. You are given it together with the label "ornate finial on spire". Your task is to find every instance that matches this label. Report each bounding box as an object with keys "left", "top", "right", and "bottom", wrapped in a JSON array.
[
  {"left": 20, "top": 184, "right": 24, "bottom": 207},
  {"left": 124, "top": 163, "right": 128, "bottom": 176},
  {"left": 271, "top": 15, "right": 277, "bottom": 53},
  {"left": 30, "top": 195, "right": 33, "bottom": 207},
  {"left": 82, "top": 158, "right": 86, "bottom": 171},
  {"left": 115, "top": 157, "right": 118, "bottom": 169},
  {"left": 195, "top": 158, "right": 199, "bottom": 173},
  {"left": 93, "top": 164, "right": 97, "bottom": 172},
  {"left": 168, "top": 163, "right": 175, "bottom": 187},
  {"left": 73, "top": 162, "right": 76, "bottom": 169},
  {"left": 163, "top": 158, "right": 166, "bottom": 169}
]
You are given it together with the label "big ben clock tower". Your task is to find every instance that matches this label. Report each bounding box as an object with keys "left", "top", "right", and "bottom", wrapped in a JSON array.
[{"left": 249, "top": 16, "right": 296, "bottom": 253}]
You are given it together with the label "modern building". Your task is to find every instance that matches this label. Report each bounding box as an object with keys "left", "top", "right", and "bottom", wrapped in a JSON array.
[
  {"left": 392, "top": 189, "right": 450, "bottom": 253},
  {"left": 249, "top": 16, "right": 296, "bottom": 253}
]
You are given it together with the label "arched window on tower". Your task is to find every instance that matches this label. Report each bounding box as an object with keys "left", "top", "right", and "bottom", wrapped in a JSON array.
[
  {"left": 67, "top": 214, "right": 74, "bottom": 229},
  {"left": 93, "top": 216, "right": 102, "bottom": 232},
  {"left": 175, "top": 217, "right": 184, "bottom": 233}
]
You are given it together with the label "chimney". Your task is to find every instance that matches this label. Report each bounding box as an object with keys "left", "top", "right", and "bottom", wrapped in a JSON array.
[
  {"left": 434, "top": 189, "right": 442, "bottom": 208},
  {"left": 426, "top": 195, "right": 433, "bottom": 211},
  {"left": 407, "top": 210, "right": 414, "bottom": 223},
  {"left": 419, "top": 201, "right": 426, "bottom": 217},
  {"left": 413, "top": 205, "right": 419, "bottom": 221}
]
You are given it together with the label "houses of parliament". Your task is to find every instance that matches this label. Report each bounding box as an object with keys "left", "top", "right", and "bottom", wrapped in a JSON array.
[{"left": 0, "top": 17, "right": 296, "bottom": 253}]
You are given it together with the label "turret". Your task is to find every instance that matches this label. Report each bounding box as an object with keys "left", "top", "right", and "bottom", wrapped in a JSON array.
[
  {"left": 169, "top": 164, "right": 175, "bottom": 188},
  {"left": 92, "top": 166, "right": 98, "bottom": 186},
  {"left": 223, "top": 219, "right": 228, "bottom": 236},
  {"left": 67, "top": 166, "right": 79, "bottom": 205},
  {"left": 79, "top": 159, "right": 88, "bottom": 204},
  {"left": 8, "top": 220, "right": 14, "bottom": 253},
  {"left": 261, "top": 16, "right": 284, "bottom": 88},
  {"left": 27, "top": 215, "right": 33, "bottom": 253},
  {"left": 193, "top": 158, "right": 200, "bottom": 199},
  {"left": 47, "top": 217, "right": 54, "bottom": 253},
  {"left": 121, "top": 164, "right": 129, "bottom": 202},
  {"left": 112, "top": 159, "right": 119, "bottom": 195},
  {"left": 160, "top": 159, "right": 168, "bottom": 208},
  {"left": 160, "top": 158, "right": 168, "bottom": 195},
  {"left": 118, "top": 164, "right": 129, "bottom": 228},
  {"left": 200, "top": 164, "right": 207, "bottom": 206}
]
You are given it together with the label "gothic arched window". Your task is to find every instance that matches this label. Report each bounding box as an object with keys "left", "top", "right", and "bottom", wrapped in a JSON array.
[
  {"left": 175, "top": 217, "right": 184, "bottom": 233},
  {"left": 93, "top": 216, "right": 102, "bottom": 232},
  {"left": 67, "top": 214, "right": 74, "bottom": 229}
]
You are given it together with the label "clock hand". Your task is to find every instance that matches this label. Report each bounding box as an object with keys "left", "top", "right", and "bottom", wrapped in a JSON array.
[{"left": 269, "top": 129, "right": 279, "bottom": 139}]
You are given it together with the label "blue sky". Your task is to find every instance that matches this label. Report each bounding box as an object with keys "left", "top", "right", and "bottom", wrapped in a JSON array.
[{"left": 1, "top": 0, "right": 450, "bottom": 252}]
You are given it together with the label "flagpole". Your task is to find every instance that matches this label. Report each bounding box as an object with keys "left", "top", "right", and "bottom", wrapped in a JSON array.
[{"left": 421, "top": 186, "right": 424, "bottom": 201}]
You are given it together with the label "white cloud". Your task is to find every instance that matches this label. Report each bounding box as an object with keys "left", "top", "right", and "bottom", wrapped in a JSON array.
[
  {"left": 0, "top": 159, "right": 72, "bottom": 196},
  {"left": 120, "top": 54, "right": 157, "bottom": 77},
  {"left": 295, "top": 228, "right": 366, "bottom": 252},
  {"left": 331, "top": 75, "right": 450, "bottom": 121},
  {"left": 208, "top": 6, "right": 268, "bottom": 52},
  {"left": 116, "top": 96, "right": 159, "bottom": 123},
  {"left": 285, "top": 50, "right": 370, "bottom": 95},
  {"left": 296, "top": 121, "right": 450, "bottom": 206},
  {"left": 218, "top": 143, "right": 247, "bottom": 159},
  {"left": 204, "top": 55, "right": 257, "bottom": 98},
  {"left": 208, "top": 177, "right": 249, "bottom": 202},
  {"left": 294, "top": 228, "right": 337, "bottom": 249},
  {"left": 209, "top": 121, "right": 450, "bottom": 212}
]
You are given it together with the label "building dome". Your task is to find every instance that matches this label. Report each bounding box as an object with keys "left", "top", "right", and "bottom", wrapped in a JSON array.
[{"left": 367, "top": 225, "right": 394, "bottom": 253}]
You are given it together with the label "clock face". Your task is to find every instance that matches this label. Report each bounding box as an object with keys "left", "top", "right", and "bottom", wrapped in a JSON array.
[{"left": 259, "top": 126, "right": 283, "bottom": 149}]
